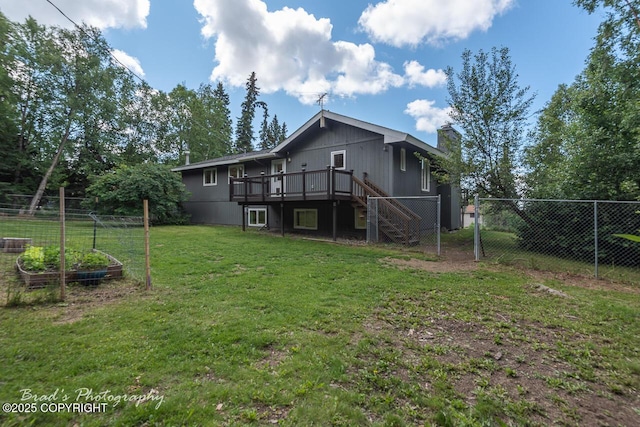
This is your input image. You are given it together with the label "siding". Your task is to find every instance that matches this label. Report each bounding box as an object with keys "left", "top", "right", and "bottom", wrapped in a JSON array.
[
  {"left": 391, "top": 144, "right": 438, "bottom": 197},
  {"left": 181, "top": 167, "right": 243, "bottom": 225},
  {"left": 284, "top": 121, "right": 392, "bottom": 192},
  {"left": 177, "top": 116, "right": 459, "bottom": 230}
]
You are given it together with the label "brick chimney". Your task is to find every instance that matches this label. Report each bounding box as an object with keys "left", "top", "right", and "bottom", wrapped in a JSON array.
[{"left": 437, "top": 123, "right": 460, "bottom": 153}]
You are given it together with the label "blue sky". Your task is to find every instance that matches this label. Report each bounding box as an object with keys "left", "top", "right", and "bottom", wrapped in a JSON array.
[{"left": 1, "top": 0, "right": 603, "bottom": 145}]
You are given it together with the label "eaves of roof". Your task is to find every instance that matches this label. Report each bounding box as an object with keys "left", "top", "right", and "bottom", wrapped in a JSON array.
[{"left": 171, "top": 150, "right": 277, "bottom": 172}]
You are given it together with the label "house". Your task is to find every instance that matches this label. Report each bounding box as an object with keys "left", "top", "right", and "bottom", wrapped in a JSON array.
[
  {"left": 172, "top": 110, "right": 461, "bottom": 242},
  {"left": 462, "top": 205, "right": 482, "bottom": 228}
]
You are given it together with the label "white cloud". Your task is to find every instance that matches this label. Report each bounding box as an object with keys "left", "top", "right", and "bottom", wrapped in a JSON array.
[
  {"left": 193, "top": 0, "right": 405, "bottom": 104},
  {"left": 111, "top": 49, "right": 145, "bottom": 78},
  {"left": 405, "top": 99, "right": 452, "bottom": 134},
  {"left": 404, "top": 61, "right": 447, "bottom": 88},
  {"left": 359, "top": 0, "right": 514, "bottom": 47},
  {"left": 0, "top": 0, "right": 150, "bottom": 29}
]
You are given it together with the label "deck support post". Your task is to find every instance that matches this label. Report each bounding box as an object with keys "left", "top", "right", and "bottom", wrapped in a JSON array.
[
  {"left": 280, "top": 203, "right": 285, "bottom": 237},
  {"left": 242, "top": 204, "right": 246, "bottom": 231},
  {"left": 332, "top": 201, "right": 337, "bottom": 242}
]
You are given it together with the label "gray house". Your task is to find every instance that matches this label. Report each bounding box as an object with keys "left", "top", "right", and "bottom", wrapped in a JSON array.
[{"left": 173, "top": 110, "right": 461, "bottom": 242}]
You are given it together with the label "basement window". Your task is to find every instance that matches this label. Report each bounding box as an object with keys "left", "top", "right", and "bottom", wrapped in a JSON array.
[
  {"left": 248, "top": 208, "right": 267, "bottom": 227},
  {"left": 294, "top": 209, "right": 318, "bottom": 230},
  {"left": 354, "top": 207, "right": 367, "bottom": 229}
]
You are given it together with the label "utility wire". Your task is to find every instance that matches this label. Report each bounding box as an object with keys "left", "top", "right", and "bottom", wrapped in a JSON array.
[
  {"left": 45, "top": 0, "right": 145, "bottom": 84},
  {"left": 43, "top": 0, "right": 238, "bottom": 151}
]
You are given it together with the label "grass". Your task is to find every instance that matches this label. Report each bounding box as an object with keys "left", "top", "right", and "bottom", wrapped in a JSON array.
[
  {"left": 0, "top": 215, "right": 146, "bottom": 285},
  {"left": 459, "top": 227, "right": 640, "bottom": 284},
  {"left": 0, "top": 225, "right": 639, "bottom": 426}
]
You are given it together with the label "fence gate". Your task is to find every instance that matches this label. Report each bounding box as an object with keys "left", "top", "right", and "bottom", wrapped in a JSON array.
[{"left": 367, "top": 196, "right": 440, "bottom": 254}]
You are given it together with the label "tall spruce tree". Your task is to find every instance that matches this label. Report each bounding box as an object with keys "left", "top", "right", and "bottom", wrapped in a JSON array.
[
  {"left": 234, "top": 72, "right": 259, "bottom": 153},
  {"left": 258, "top": 104, "right": 288, "bottom": 150},
  {"left": 212, "top": 81, "right": 233, "bottom": 155}
]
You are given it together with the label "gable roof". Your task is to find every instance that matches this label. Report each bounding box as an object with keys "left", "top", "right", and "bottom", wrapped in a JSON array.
[
  {"left": 273, "top": 110, "right": 443, "bottom": 157},
  {"left": 172, "top": 110, "right": 444, "bottom": 172}
]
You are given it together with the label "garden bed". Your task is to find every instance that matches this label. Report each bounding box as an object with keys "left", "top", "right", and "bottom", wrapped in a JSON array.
[
  {"left": 1, "top": 237, "right": 32, "bottom": 253},
  {"left": 16, "top": 250, "right": 123, "bottom": 290}
]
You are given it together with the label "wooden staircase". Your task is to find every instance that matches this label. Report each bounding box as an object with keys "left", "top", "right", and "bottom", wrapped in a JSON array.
[{"left": 351, "top": 174, "right": 422, "bottom": 245}]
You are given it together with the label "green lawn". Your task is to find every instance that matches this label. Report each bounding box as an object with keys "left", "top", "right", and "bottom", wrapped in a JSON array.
[
  {"left": 462, "top": 227, "right": 640, "bottom": 284},
  {"left": 0, "top": 225, "right": 638, "bottom": 426}
]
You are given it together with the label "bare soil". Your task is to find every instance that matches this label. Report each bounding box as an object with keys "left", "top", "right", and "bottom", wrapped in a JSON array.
[{"left": 373, "top": 253, "right": 640, "bottom": 426}]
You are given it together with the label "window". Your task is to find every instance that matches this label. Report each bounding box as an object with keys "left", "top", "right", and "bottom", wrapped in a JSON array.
[
  {"left": 421, "top": 159, "right": 430, "bottom": 192},
  {"left": 331, "top": 150, "right": 346, "bottom": 170},
  {"left": 354, "top": 207, "right": 367, "bottom": 229},
  {"left": 203, "top": 168, "right": 217, "bottom": 186},
  {"left": 400, "top": 148, "right": 406, "bottom": 172},
  {"left": 294, "top": 209, "right": 318, "bottom": 230},
  {"left": 248, "top": 208, "right": 267, "bottom": 227},
  {"left": 229, "top": 165, "right": 245, "bottom": 183}
]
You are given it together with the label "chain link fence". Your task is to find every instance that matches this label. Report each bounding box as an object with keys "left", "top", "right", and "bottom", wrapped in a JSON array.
[
  {"left": 473, "top": 197, "right": 640, "bottom": 281},
  {"left": 0, "top": 194, "right": 146, "bottom": 302},
  {"left": 367, "top": 196, "right": 440, "bottom": 254}
]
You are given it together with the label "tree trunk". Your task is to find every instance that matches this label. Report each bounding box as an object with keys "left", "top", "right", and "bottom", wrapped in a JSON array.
[{"left": 27, "top": 115, "right": 73, "bottom": 215}]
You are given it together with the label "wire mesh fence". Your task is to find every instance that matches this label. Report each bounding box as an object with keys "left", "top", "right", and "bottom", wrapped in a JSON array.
[
  {"left": 0, "top": 195, "right": 146, "bottom": 301},
  {"left": 474, "top": 197, "right": 640, "bottom": 281},
  {"left": 367, "top": 196, "right": 440, "bottom": 254}
]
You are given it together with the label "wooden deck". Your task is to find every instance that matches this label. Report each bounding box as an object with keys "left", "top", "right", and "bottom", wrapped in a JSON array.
[
  {"left": 231, "top": 167, "right": 423, "bottom": 246},
  {"left": 230, "top": 167, "right": 354, "bottom": 204}
]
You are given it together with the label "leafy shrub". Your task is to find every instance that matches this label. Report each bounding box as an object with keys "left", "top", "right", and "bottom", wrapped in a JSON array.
[
  {"left": 85, "top": 163, "right": 191, "bottom": 225},
  {"left": 516, "top": 202, "right": 640, "bottom": 266}
]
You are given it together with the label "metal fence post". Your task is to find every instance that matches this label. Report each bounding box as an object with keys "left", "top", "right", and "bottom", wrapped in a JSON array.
[
  {"left": 437, "top": 194, "right": 441, "bottom": 256},
  {"left": 474, "top": 194, "right": 480, "bottom": 261},
  {"left": 594, "top": 200, "right": 599, "bottom": 279},
  {"left": 366, "top": 196, "right": 370, "bottom": 243}
]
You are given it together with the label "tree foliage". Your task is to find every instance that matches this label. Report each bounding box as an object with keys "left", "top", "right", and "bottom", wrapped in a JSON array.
[
  {"left": 525, "top": 0, "right": 640, "bottom": 200},
  {"left": 3, "top": 17, "right": 140, "bottom": 211},
  {"left": 444, "top": 47, "right": 535, "bottom": 200},
  {"left": 0, "top": 14, "right": 286, "bottom": 206},
  {"left": 235, "top": 72, "right": 260, "bottom": 153},
  {"left": 258, "top": 103, "right": 287, "bottom": 150},
  {"left": 0, "top": 13, "right": 34, "bottom": 201},
  {"left": 154, "top": 82, "right": 233, "bottom": 165},
  {"left": 85, "top": 163, "right": 190, "bottom": 225}
]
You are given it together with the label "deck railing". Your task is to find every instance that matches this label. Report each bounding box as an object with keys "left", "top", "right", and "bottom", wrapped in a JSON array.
[{"left": 230, "top": 167, "right": 354, "bottom": 202}]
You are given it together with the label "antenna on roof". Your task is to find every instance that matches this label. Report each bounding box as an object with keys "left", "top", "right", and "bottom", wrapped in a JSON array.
[
  {"left": 318, "top": 93, "right": 327, "bottom": 128},
  {"left": 317, "top": 93, "right": 327, "bottom": 110}
]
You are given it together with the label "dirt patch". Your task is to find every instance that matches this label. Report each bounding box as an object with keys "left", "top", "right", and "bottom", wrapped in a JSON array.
[
  {"left": 379, "top": 254, "right": 639, "bottom": 294},
  {"left": 50, "top": 279, "right": 147, "bottom": 324},
  {"left": 521, "top": 268, "right": 640, "bottom": 294},
  {"left": 380, "top": 256, "right": 478, "bottom": 273},
  {"left": 352, "top": 300, "right": 640, "bottom": 426},
  {"left": 1, "top": 278, "right": 150, "bottom": 323}
]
